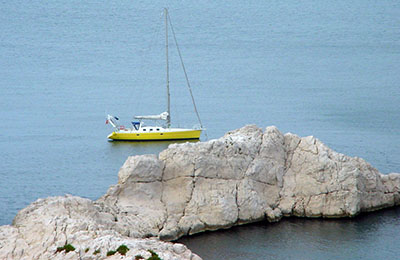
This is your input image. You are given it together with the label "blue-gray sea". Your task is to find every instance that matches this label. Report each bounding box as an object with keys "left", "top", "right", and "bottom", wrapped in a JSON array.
[{"left": 1, "top": 1, "right": 399, "bottom": 259}]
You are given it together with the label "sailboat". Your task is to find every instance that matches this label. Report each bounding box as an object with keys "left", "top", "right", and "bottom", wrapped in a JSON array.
[{"left": 106, "top": 8, "right": 203, "bottom": 141}]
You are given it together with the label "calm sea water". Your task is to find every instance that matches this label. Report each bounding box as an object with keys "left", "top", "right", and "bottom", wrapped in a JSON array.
[{"left": 1, "top": 1, "right": 399, "bottom": 259}]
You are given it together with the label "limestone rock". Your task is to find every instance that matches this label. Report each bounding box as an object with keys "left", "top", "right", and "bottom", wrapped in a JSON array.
[
  {"left": 279, "top": 133, "right": 400, "bottom": 217},
  {"left": 98, "top": 125, "right": 400, "bottom": 241},
  {"left": 0, "top": 195, "right": 199, "bottom": 260},
  {"left": 1, "top": 125, "right": 399, "bottom": 259}
]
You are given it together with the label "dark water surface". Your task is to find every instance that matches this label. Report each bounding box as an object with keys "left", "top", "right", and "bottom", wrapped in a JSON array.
[
  {"left": 1, "top": 1, "right": 399, "bottom": 259},
  {"left": 178, "top": 207, "right": 400, "bottom": 259}
]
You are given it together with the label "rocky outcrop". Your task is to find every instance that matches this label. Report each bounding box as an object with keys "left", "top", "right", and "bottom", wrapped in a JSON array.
[
  {"left": 1, "top": 125, "right": 399, "bottom": 259},
  {"left": 99, "top": 125, "right": 400, "bottom": 240},
  {"left": 0, "top": 195, "right": 199, "bottom": 260}
]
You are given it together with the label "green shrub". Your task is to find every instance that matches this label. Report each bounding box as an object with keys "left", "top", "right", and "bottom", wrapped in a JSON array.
[
  {"left": 64, "top": 244, "right": 75, "bottom": 253},
  {"left": 106, "top": 250, "right": 116, "bottom": 256},
  {"left": 56, "top": 244, "right": 75, "bottom": 253},
  {"left": 116, "top": 244, "right": 129, "bottom": 255},
  {"left": 147, "top": 249, "right": 162, "bottom": 260},
  {"left": 84, "top": 248, "right": 89, "bottom": 253},
  {"left": 106, "top": 244, "right": 130, "bottom": 257},
  {"left": 135, "top": 255, "right": 145, "bottom": 260},
  {"left": 93, "top": 249, "right": 100, "bottom": 255}
]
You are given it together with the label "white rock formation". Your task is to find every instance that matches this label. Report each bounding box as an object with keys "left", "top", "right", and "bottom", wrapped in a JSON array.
[
  {"left": 0, "top": 195, "right": 199, "bottom": 260},
  {"left": 99, "top": 125, "right": 400, "bottom": 240},
  {"left": 1, "top": 125, "right": 399, "bottom": 259}
]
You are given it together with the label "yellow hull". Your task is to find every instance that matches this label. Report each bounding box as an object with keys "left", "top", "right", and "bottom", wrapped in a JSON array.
[{"left": 108, "top": 129, "right": 201, "bottom": 141}]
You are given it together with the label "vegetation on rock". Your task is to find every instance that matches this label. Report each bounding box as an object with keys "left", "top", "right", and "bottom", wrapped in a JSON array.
[
  {"left": 106, "top": 244, "right": 130, "bottom": 257},
  {"left": 56, "top": 243, "right": 75, "bottom": 253},
  {"left": 106, "top": 250, "right": 116, "bottom": 256},
  {"left": 116, "top": 244, "right": 129, "bottom": 255},
  {"left": 147, "top": 249, "right": 162, "bottom": 260}
]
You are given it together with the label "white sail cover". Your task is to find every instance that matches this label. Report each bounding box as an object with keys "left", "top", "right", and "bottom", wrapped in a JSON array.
[{"left": 134, "top": 111, "right": 169, "bottom": 120}]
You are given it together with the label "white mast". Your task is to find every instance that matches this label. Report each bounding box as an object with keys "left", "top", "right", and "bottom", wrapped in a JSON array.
[{"left": 165, "top": 8, "right": 171, "bottom": 128}]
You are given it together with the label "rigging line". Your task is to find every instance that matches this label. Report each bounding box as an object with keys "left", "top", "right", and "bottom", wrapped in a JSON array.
[{"left": 167, "top": 11, "right": 204, "bottom": 130}]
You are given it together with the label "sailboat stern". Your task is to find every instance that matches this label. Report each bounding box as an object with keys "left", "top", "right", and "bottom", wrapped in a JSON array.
[{"left": 166, "top": 129, "right": 202, "bottom": 140}]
